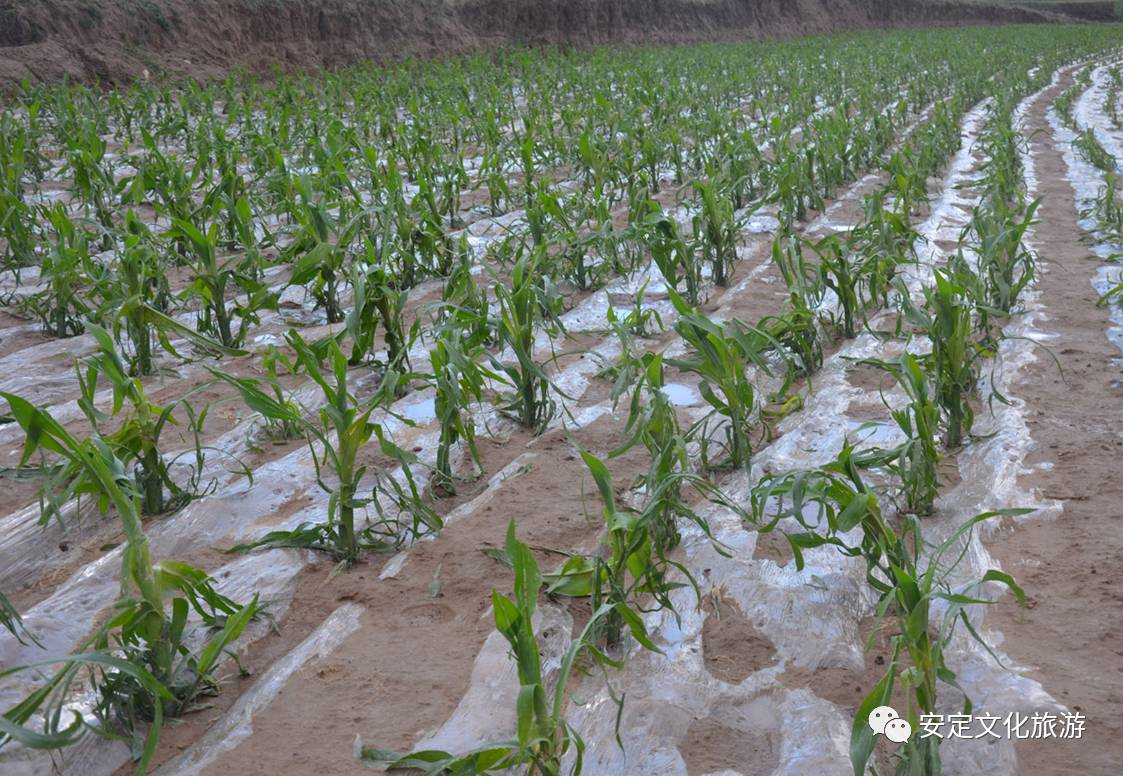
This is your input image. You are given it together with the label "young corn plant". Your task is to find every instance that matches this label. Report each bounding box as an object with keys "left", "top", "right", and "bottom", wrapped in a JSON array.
[
  {"left": 283, "top": 180, "right": 365, "bottom": 324},
  {"left": 850, "top": 510, "right": 1026, "bottom": 776},
  {"left": 898, "top": 271, "right": 986, "bottom": 448},
  {"left": 359, "top": 520, "right": 658, "bottom": 775},
  {"left": 1074, "top": 128, "right": 1116, "bottom": 174},
  {"left": 476, "top": 148, "right": 512, "bottom": 216},
  {"left": 666, "top": 289, "right": 775, "bottom": 471},
  {"left": 691, "top": 178, "right": 741, "bottom": 287},
  {"left": 222, "top": 332, "right": 438, "bottom": 561},
  {"left": 438, "top": 241, "right": 494, "bottom": 348},
  {"left": 885, "top": 146, "right": 931, "bottom": 218},
  {"left": 811, "top": 233, "right": 871, "bottom": 340},
  {"left": 1087, "top": 172, "right": 1123, "bottom": 245},
  {"left": 772, "top": 231, "right": 826, "bottom": 315},
  {"left": 105, "top": 212, "right": 172, "bottom": 375},
  {"left": 855, "top": 353, "right": 942, "bottom": 516},
  {"left": 767, "top": 232, "right": 827, "bottom": 388},
  {"left": 489, "top": 247, "right": 565, "bottom": 433},
  {"left": 63, "top": 324, "right": 217, "bottom": 517},
  {"left": 605, "top": 280, "right": 665, "bottom": 345},
  {"left": 611, "top": 353, "right": 692, "bottom": 550},
  {"left": 964, "top": 198, "right": 1039, "bottom": 335},
  {"left": 577, "top": 444, "right": 728, "bottom": 647},
  {"left": 525, "top": 181, "right": 605, "bottom": 291},
  {"left": 170, "top": 214, "right": 277, "bottom": 349},
  {"left": 428, "top": 321, "right": 500, "bottom": 494},
  {"left": 0, "top": 122, "right": 40, "bottom": 272},
  {"left": 343, "top": 240, "right": 384, "bottom": 367},
  {"left": 772, "top": 140, "right": 824, "bottom": 228},
  {"left": 850, "top": 191, "right": 918, "bottom": 310},
  {"left": 749, "top": 445, "right": 1028, "bottom": 776},
  {"left": 641, "top": 200, "right": 704, "bottom": 306},
  {"left": 20, "top": 203, "right": 97, "bottom": 337},
  {"left": 64, "top": 131, "right": 118, "bottom": 248},
  {"left": 345, "top": 242, "right": 417, "bottom": 374},
  {"left": 0, "top": 393, "right": 259, "bottom": 776},
  {"left": 597, "top": 314, "right": 650, "bottom": 407},
  {"left": 94, "top": 212, "right": 237, "bottom": 377},
  {"left": 758, "top": 307, "right": 823, "bottom": 398}
]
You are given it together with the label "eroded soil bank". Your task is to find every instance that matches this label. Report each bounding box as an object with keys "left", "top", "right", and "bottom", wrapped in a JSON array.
[{"left": 0, "top": 0, "right": 1065, "bottom": 87}]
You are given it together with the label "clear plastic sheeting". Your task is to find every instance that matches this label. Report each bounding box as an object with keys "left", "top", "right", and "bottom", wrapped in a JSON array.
[
  {"left": 415, "top": 85, "right": 1069, "bottom": 776},
  {"left": 0, "top": 548, "right": 311, "bottom": 715},
  {"left": 0, "top": 64, "right": 1087, "bottom": 776},
  {"left": 0, "top": 554, "right": 335, "bottom": 776},
  {"left": 155, "top": 603, "right": 363, "bottom": 775},
  {"left": 411, "top": 603, "right": 574, "bottom": 754},
  {"left": 1074, "top": 61, "right": 1123, "bottom": 177},
  {"left": 0, "top": 230, "right": 674, "bottom": 698},
  {"left": 1064, "top": 61, "right": 1123, "bottom": 362}
]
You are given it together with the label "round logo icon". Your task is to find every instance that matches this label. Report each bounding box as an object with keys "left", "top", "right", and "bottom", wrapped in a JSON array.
[{"left": 868, "top": 705, "right": 899, "bottom": 736}]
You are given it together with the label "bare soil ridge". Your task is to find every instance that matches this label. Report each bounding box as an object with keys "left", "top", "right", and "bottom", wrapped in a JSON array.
[{"left": 0, "top": 0, "right": 1086, "bottom": 86}]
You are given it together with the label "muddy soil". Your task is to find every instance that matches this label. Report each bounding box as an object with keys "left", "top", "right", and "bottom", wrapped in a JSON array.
[
  {"left": 102, "top": 107, "right": 965, "bottom": 775},
  {"left": 2, "top": 39, "right": 1121, "bottom": 776},
  {"left": 983, "top": 68, "right": 1123, "bottom": 775}
]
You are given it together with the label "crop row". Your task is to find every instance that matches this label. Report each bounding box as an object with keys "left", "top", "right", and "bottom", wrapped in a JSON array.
[{"left": 0, "top": 24, "right": 1121, "bottom": 776}]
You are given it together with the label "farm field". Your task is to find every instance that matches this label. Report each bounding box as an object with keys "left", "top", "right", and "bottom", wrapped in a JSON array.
[{"left": 0, "top": 22, "right": 1122, "bottom": 776}]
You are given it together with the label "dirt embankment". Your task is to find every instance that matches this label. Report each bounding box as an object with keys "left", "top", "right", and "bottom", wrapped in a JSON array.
[
  {"left": 0, "top": 0, "right": 1066, "bottom": 87},
  {"left": 1018, "top": 0, "right": 1118, "bottom": 21}
]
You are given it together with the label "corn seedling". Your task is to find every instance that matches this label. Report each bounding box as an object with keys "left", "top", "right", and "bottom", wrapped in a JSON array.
[
  {"left": 428, "top": 321, "right": 500, "bottom": 494},
  {"left": 749, "top": 445, "right": 1028, "bottom": 776},
  {"left": 691, "top": 178, "right": 741, "bottom": 287},
  {"left": 169, "top": 214, "right": 278, "bottom": 349},
  {"left": 855, "top": 354, "right": 942, "bottom": 516},
  {"left": 1074, "top": 128, "right": 1116, "bottom": 174},
  {"left": 851, "top": 191, "right": 918, "bottom": 310},
  {"left": 898, "top": 271, "right": 987, "bottom": 448},
  {"left": 525, "top": 181, "right": 605, "bottom": 291},
  {"left": 437, "top": 242, "right": 494, "bottom": 347},
  {"left": 758, "top": 307, "right": 823, "bottom": 397},
  {"left": 345, "top": 238, "right": 417, "bottom": 373},
  {"left": 961, "top": 199, "right": 1039, "bottom": 341},
  {"left": 224, "top": 332, "right": 438, "bottom": 561},
  {"left": 0, "top": 392, "right": 258, "bottom": 775},
  {"left": 1087, "top": 172, "right": 1123, "bottom": 244},
  {"left": 64, "top": 131, "right": 119, "bottom": 248},
  {"left": 20, "top": 203, "right": 98, "bottom": 337},
  {"left": 577, "top": 444, "right": 732, "bottom": 646},
  {"left": 282, "top": 179, "right": 364, "bottom": 324},
  {"left": 489, "top": 246, "right": 565, "bottom": 433},
  {"left": 772, "top": 231, "right": 826, "bottom": 314},
  {"left": 0, "top": 118, "right": 41, "bottom": 271},
  {"left": 90, "top": 210, "right": 175, "bottom": 375},
  {"left": 611, "top": 354, "right": 690, "bottom": 544},
  {"left": 605, "top": 278, "right": 664, "bottom": 339},
  {"left": 62, "top": 323, "right": 221, "bottom": 517},
  {"left": 809, "top": 232, "right": 888, "bottom": 340},
  {"left": 641, "top": 200, "right": 705, "bottom": 306},
  {"left": 359, "top": 520, "right": 658, "bottom": 775},
  {"left": 666, "top": 289, "right": 777, "bottom": 470}
]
